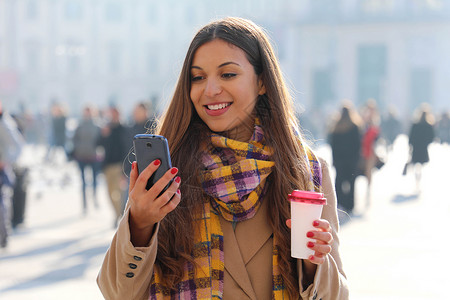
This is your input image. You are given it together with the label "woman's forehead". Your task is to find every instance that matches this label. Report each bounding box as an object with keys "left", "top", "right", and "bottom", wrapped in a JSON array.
[{"left": 191, "top": 39, "right": 248, "bottom": 67}]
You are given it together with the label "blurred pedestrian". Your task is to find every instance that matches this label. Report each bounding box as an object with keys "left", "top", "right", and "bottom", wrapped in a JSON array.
[
  {"left": 329, "top": 101, "right": 363, "bottom": 215},
  {"left": 0, "top": 100, "right": 25, "bottom": 248},
  {"left": 72, "top": 106, "right": 102, "bottom": 215},
  {"left": 360, "top": 98, "right": 381, "bottom": 202},
  {"left": 408, "top": 104, "right": 435, "bottom": 189},
  {"left": 98, "top": 106, "right": 128, "bottom": 226},
  {"left": 46, "top": 101, "right": 68, "bottom": 163},
  {"left": 3, "top": 105, "right": 29, "bottom": 229},
  {"left": 436, "top": 111, "right": 450, "bottom": 145},
  {"left": 124, "top": 102, "right": 156, "bottom": 175},
  {"left": 381, "top": 106, "right": 402, "bottom": 152}
]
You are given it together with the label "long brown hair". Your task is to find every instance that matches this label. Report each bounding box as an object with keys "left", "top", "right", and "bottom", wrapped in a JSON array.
[{"left": 156, "top": 17, "right": 311, "bottom": 298}]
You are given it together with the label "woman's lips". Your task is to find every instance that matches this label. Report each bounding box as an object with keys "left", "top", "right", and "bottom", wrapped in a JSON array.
[{"left": 204, "top": 103, "right": 231, "bottom": 116}]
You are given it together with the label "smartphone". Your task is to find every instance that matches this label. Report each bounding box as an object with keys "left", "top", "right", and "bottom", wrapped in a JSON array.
[{"left": 133, "top": 134, "right": 172, "bottom": 191}]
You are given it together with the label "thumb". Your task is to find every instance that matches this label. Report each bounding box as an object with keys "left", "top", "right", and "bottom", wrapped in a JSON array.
[{"left": 286, "top": 219, "right": 292, "bottom": 229}]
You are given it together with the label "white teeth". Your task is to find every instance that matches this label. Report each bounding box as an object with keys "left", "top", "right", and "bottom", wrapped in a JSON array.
[{"left": 207, "top": 103, "right": 230, "bottom": 110}]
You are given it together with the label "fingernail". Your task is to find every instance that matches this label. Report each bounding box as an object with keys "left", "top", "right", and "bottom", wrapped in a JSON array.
[
  {"left": 177, "top": 189, "right": 181, "bottom": 194},
  {"left": 313, "top": 220, "right": 320, "bottom": 227},
  {"left": 309, "top": 255, "right": 315, "bottom": 261},
  {"left": 307, "top": 231, "right": 314, "bottom": 238},
  {"left": 307, "top": 241, "right": 314, "bottom": 248},
  {"left": 170, "top": 167, "right": 178, "bottom": 174},
  {"left": 175, "top": 176, "right": 181, "bottom": 183},
  {"left": 131, "top": 162, "right": 136, "bottom": 170},
  {"left": 153, "top": 159, "right": 161, "bottom": 166}
]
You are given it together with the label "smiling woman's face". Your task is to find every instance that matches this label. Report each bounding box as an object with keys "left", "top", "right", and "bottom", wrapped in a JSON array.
[{"left": 189, "top": 39, "right": 265, "bottom": 141}]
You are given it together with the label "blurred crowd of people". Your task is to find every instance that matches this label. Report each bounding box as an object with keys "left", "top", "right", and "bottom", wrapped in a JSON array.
[
  {"left": 1, "top": 96, "right": 449, "bottom": 248},
  {"left": 326, "top": 99, "right": 449, "bottom": 216},
  {"left": 0, "top": 99, "right": 157, "bottom": 248}
]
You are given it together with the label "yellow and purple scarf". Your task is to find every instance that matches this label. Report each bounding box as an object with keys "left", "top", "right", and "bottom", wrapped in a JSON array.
[{"left": 149, "top": 122, "right": 322, "bottom": 299}]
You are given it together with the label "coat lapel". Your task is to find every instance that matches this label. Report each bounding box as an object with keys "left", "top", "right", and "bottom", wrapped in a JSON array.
[
  {"left": 235, "top": 198, "right": 272, "bottom": 264},
  {"left": 221, "top": 199, "right": 273, "bottom": 299}
]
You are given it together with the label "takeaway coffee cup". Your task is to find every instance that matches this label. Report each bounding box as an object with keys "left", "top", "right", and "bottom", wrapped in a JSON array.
[{"left": 288, "top": 190, "right": 327, "bottom": 259}]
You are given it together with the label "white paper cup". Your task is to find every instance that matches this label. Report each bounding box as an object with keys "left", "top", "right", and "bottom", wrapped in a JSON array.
[{"left": 289, "top": 190, "right": 327, "bottom": 259}]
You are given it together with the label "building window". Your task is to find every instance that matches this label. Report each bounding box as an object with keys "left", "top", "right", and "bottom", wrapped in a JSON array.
[
  {"left": 310, "top": 0, "right": 339, "bottom": 17},
  {"left": 65, "top": 1, "right": 83, "bottom": 20},
  {"left": 25, "top": 43, "right": 40, "bottom": 72},
  {"left": 184, "top": 6, "right": 197, "bottom": 25},
  {"left": 360, "top": 0, "right": 395, "bottom": 14},
  {"left": 147, "top": 42, "right": 159, "bottom": 74},
  {"left": 410, "top": 68, "right": 432, "bottom": 111},
  {"left": 312, "top": 69, "right": 334, "bottom": 107},
  {"left": 68, "top": 55, "right": 80, "bottom": 74},
  {"left": 357, "top": 45, "right": 387, "bottom": 105},
  {"left": 147, "top": 5, "right": 159, "bottom": 25},
  {"left": 106, "top": 2, "right": 123, "bottom": 22},
  {"left": 410, "top": 0, "right": 444, "bottom": 12},
  {"left": 108, "top": 43, "right": 122, "bottom": 73},
  {"left": 26, "top": 0, "right": 38, "bottom": 20}
]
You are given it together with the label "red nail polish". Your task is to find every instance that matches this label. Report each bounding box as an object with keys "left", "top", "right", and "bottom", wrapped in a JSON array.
[
  {"left": 131, "top": 162, "right": 135, "bottom": 170},
  {"left": 307, "top": 242, "right": 314, "bottom": 248},
  {"left": 309, "top": 255, "right": 315, "bottom": 261},
  {"left": 177, "top": 189, "right": 181, "bottom": 194},
  {"left": 307, "top": 232, "right": 314, "bottom": 238},
  {"left": 171, "top": 167, "right": 178, "bottom": 174},
  {"left": 313, "top": 220, "right": 320, "bottom": 227},
  {"left": 153, "top": 159, "right": 161, "bottom": 166},
  {"left": 175, "top": 176, "right": 181, "bottom": 183}
]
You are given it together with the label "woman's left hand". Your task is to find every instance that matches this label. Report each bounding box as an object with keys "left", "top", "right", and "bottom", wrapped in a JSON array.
[{"left": 286, "top": 219, "right": 333, "bottom": 265}]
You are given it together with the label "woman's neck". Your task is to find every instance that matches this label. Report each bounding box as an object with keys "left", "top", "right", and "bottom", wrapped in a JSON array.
[
  {"left": 227, "top": 126, "right": 253, "bottom": 141},
  {"left": 225, "top": 117, "right": 255, "bottom": 142}
]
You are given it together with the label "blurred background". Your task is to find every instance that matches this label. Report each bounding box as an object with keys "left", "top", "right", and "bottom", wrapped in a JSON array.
[{"left": 1, "top": 0, "right": 450, "bottom": 299}]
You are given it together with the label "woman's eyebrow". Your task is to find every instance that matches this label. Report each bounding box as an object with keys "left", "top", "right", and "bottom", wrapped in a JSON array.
[
  {"left": 190, "top": 61, "right": 241, "bottom": 70},
  {"left": 218, "top": 61, "right": 240, "bottom": 68}
]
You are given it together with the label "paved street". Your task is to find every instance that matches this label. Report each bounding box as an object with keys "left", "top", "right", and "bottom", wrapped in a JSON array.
[
  {"left": 1, "top": 136, "right": 449, "bottom": 299},
  {"left": 0, "top": 146, "right": 116, "bottom": 300},
  {"left": 333, "top": 136, "right": 450, "bottom": 300}
]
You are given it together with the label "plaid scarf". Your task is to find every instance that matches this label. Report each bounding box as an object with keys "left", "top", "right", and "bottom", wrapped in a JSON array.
[{"left": 150, "top": 122, "right": 322, "bottom": 299}]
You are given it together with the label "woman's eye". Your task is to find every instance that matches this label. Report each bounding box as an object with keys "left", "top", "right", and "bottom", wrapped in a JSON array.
[
  {"left": 222, "top": 73, "right": 237, "bottom": 79},
  {"left": 191, "top": 75, "right": 204, "bottom": 82}
]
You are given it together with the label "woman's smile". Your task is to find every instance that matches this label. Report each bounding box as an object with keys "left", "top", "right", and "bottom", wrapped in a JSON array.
[{"left": 204, "top": 102, "right": 232, "bottom": 116}]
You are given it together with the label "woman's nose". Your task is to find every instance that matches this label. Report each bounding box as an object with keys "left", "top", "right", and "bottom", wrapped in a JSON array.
[{"left": 204, "top": 78, "right": 222, "bottom": 97}]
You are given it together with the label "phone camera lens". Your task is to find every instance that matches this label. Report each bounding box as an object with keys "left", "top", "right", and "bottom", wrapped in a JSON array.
[{"left": 146, "top": 142, "right": 152, "bottom": 148}]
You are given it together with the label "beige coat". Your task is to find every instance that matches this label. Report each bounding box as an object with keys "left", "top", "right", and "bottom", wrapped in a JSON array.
[{"left": 97, "top": 159, "right": 349, "bottom": 299}]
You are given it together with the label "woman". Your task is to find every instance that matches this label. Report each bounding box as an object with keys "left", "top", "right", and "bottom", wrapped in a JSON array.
[
  {"left": 360, "top": 98, "right": 380, "bottom": 202},
  {"left": 98, "top": 17, "right": 348, "bottom": 299},
  {"left": 436, "top": 111, "right": 449, "bottom": 145},
  {"left": 329, "top": 101, "right": 362, "bottom": 215},
  {"left": 408, "top": 104, "right": 435, "bottom": 188}
]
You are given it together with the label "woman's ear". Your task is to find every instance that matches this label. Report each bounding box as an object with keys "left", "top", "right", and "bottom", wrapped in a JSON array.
[{"left": 257, "top": 77, "right": 266, "bottom": 95}]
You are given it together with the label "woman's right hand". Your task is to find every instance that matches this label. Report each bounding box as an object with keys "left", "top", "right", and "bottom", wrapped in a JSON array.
[{"left": 128, "top": 159, "right": 181, "bottom": 246}]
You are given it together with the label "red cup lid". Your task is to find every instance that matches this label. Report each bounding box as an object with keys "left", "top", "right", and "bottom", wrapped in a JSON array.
[{"left": 288, "top": 190, "right": 327, "bottom": 205}]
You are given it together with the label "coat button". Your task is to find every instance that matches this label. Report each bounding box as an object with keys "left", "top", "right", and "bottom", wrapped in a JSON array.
[
  {"left": 133, "top": 256, "right": 142, "bottom": 261},
  {"left": 129, "top": 263, "right": 137, "bottom": 269},
  {"left": 126, "top": 272, "right": 135, "bottom": 278}
]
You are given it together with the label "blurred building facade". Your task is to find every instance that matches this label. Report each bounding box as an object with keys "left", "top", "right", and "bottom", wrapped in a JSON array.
[
  {"left": 0, "top": 0, "right": 288, "bottom": 114},
  {"left": 0, "top": 0, "right": 449, "bottom": 119},
  {"left": 283, "top": 0, "right": 450, "bottom": 121}
]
